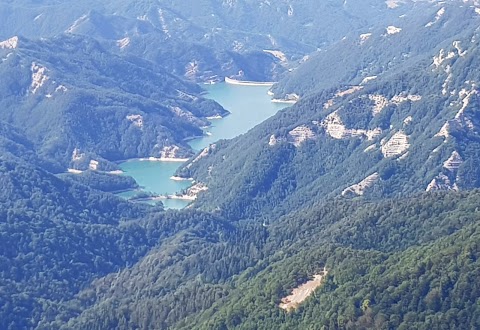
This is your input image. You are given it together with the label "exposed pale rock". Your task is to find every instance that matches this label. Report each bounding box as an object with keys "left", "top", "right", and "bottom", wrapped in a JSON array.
[
  {"left": 187, "top": 144, "right": 216, "bottom": 168},
  {"left": 117, "top": 37, "right": 130, "bottom": 49},
  {"left": 335, "top": 86, "right": 363, "bottom": 98},
  {"left": 443, "top": 151, "right": 463, "bottom": 171},
  {"left": 263, "top": 49, "right": 287, "bottom": 62},
  {"left": 425, "top": 7, "right": 445, "bottom": 27},
  {"left": 369, "top": 94, "right": 389, "bottom": 115},
  {"left": 321, "top": 111, "right": 382, "bottom": 140},
  {"left": 435, "top": 88, "right": 479, "bottom": 137},
  {"left": 288, "top": 126, "right": 316, "bottom": 147},
  {"left": 361, "top": 75, "right": 377, "bottom": 84},
  {"left": 89, "top": 160, "right": 99, "bottom": 171},
  {"left": 435, "top": 122, "right": 451, "bottom": 138},
  {"left": 232, "top": 40, "right": 244, "bottom": 52},
  {"left": 403, "top": 116, "right": 413, "bottom": 125},
  {"left": 426, "top": 173, "right": 458, "bottom": 192},
  {"left": 182, "top": 183, "right": 208, "bottom": 200},
  {"left": 288, "top": 5, "right": 294, "bottom": 16},
  {"left": 222, "top": 0, "right": 237, "bottom": 8},
  {"left": 453, "top": 40, "right": 467, "bottom": 57},
  {"left": 279, "top": 269, "right": 328, "bottom": 312},
  {"left": 432, "top": 49, "right": 456, "bottom": 68},
  {"left": 71, "top": 148, "right": 85, "bottom": 161},
  {"left": 160, "top": 145, "right": 182, "bottom": 159},
  {"left": 323, "top": 99, "right": 335, "bottom": 110},
  {"left": 66, "top": 15, "right": 87, "bottom": 33},
  {"left": 359, "top": 33, "right": 372, "bottom": 44},
  {"left": 126, "top": 114, "right": 144, "bottom": 128},
  {"left": 386, "top": 26, "right": 402, "bottom": 35},
  {"left": 159, "top": 182, "right": 208, "bottom": 201},
  {"left": 381, "top": 131, "right": 409, "bottom": 158},
  {"left": 158, "top": 9, "right": 171, "bottom": 38},
  {"left": 0, "top": 36, "right": 19, "bottom": 49},
  {"left": 271, "top": 93, "right": 299, "bottom": 104},
  {"left": 342, "top": 173, "right": 379, "bottom": 197},
  {"left": 455, "top": 88, "right": 477, "bottom": 120},
  {"left": 364, "top": 144, "right": 376, "bottom": 152},
  {"left": 268, "top": 134, "right": 285, "bottom": 146},
  {"left": 170, "top": 106, "right": 202, "bottom": 124},
  {"left": 431, "top": 145, "right": 442, "bottom": 154},
  {"left": 398, "top": 151, "right": 409, "bottom": 160},
  {"left": 433, "top": 41, "right": 466, "bottom": 70},
  {"left": 55, "top": 85, "right": 68, "bottom": 93},
  {"left": 176, "top": 89, "right": 199, "bottom": 101},
  {"left": 391, "top": 94, "right": 422, "bottom": 105},
  {"left": 324, "top": 86, "right": 363, "bottom": 109},
  {"left": 30, "top": 62, "right": 49, "bottom": 94},
  {"left": 185, "top": 61, "right": 199, "bottom": 79},
  {"left": 442, "top": 73, "right": 453, "bottom": 95},
  {"left": 385, "top": 0, "right": 404, "bottom": 9}
]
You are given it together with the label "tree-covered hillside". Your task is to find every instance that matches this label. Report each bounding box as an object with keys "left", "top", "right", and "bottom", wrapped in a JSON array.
[
  {"left": 2, "top": 0, "right": 480, "bottom": 329},
  {"left": 48, "top": 190, "right": 480, "bottom": 330},
  {"left": 271, "top": 1, "right": 480, "bottom": 98},
  {"left": 0, "top": 153, "right": 236, "bottom": 330},
  {"left": 178, "top": 27, "right": 480, "bottom": 221},
  {"left": 0, "top": 34, "right": 227, "bottom": 169},
  {"left": 0, "top": 0, "right": 425, "bottom": 83}
]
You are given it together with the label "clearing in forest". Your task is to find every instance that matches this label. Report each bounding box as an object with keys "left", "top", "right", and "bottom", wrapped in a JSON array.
[{"left": 279, "top": 268, "right": 328, "bottom": 312}]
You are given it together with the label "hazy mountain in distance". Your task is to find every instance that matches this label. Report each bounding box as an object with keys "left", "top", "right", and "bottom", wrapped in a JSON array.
[
  {"left": 271, "top": 1, "right": 480, "bottom": 98},
  {"left": 0, "top": 0, "right": 423, "bottom": 83}
]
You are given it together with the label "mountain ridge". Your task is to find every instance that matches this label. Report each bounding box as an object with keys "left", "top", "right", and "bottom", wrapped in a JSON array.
[{"left": 0, "top": 33, "right": 228, "bottom": 170}]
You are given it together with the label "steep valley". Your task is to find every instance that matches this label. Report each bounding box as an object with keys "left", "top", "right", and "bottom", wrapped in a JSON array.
[{"left": 1, "top": 1, "right": 480, "bottom": 329}]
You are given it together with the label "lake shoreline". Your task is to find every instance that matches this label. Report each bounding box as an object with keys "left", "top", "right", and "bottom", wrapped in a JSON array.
[
  {"left": 271, "top": 98, "right": 298, "bottom": 104},
  {"left": 117, "top": 82, "right": 286, "bottom": 209},
  {"left": 117, "top": 157, "right": 190, "bottom": 164},
  {"left": 224, "top": 77, "right": 275, "bottom": 87}
]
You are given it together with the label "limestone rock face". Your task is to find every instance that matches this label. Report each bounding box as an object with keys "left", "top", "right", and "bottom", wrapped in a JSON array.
[
  {"left": 342, "top": 173, "right": 379, "bottom": 197},
  {"left": 381, "top": 131, "right": 409, "bottom": 158}
]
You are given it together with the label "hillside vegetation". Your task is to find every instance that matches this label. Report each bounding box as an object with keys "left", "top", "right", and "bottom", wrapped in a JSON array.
[{"left": 1, "top": 1, "right": 480, "bottom": 329}]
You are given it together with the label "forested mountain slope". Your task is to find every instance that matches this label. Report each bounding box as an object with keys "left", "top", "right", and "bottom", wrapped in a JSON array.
[
  {"left": 54, "top": 190, "right": 480, "bottom": 330},
  {"left": 271, "top": 1, "right": 480, "bottom": 98},
  {"left": 0, "top": 153, "right": 235, "bottom": 330},
  {"left": 179, "top": 27, "right": 480, "bottom": 220},
  {"left": 0, "top": 0, "right": 423, "bottom": 83},
  {"left": 0, "top": 34, "right": 227, "bottom": 169},
  {"left": 0, "top": 0, "right": 411, "bottom": 49},
  {"left": 2, "top": 1, "right": 480, "bottom": 329}
]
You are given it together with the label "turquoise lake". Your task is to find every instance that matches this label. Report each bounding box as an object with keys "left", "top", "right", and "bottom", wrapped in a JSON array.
[{"left": 118, "top": 83, "right": 287, "bottom": 209}]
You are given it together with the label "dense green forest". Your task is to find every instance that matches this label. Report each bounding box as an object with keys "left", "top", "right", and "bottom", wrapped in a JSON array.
[
  {"left": 1, "top": 0, "right": 480, "bottom": 329},
  {"left": 0, "top": 154, "right": 238, "bottom": 329},
  {"left": 0, "top": 34, "right": 228, "bottom": 169},
  {"left": 49, "top": 190, "right": 480, "bottom": 329},
  {"left": 270, "top": 3, "right": 480, "bottom": 98},
  {"left": 178, "top": 29, "right": 480, "bottom": 221}
]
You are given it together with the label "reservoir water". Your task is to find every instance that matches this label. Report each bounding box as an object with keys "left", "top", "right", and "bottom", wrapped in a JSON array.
[{"left": 119, "top": 83, "right": 287, "bottom": 209}]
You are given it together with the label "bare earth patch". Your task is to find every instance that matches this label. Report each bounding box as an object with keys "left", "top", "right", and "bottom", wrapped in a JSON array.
[{"left": 279, "top": 269, "right": 328, "bottom": 312}]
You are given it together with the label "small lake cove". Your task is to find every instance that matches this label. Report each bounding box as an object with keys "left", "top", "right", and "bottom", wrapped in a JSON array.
[{"left": 118, "top": 82, "right": 288, "bottom": 209}]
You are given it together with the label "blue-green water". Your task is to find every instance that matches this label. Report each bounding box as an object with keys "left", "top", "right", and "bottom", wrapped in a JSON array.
[
  {"left": 117, "top": 161, "right": 192, "bottom": 209},
  {"left": 189, "top": 83, "right": 285, "bottom": 151},
  {"left": 118, "top": 83, "right": 287, "bottom": 209}
]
